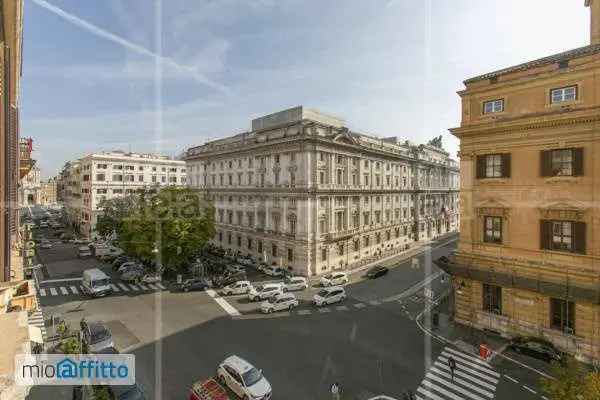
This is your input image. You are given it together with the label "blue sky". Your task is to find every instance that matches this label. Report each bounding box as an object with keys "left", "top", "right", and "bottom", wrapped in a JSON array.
[{"left": 22, "top": 0, "right": 590, "bottom": 179}]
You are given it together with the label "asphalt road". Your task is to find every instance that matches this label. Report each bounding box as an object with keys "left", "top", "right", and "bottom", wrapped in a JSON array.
[{"left": 29, "top": 233, "right": 552, "bottom": 400}]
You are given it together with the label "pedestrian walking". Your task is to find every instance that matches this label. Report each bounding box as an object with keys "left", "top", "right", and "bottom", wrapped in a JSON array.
[
  {"left": 330, "top": 382, "right": 341, "bottom": 400},
  {"left": 448, "top": 356, "right": 456, "bottom": 382}
]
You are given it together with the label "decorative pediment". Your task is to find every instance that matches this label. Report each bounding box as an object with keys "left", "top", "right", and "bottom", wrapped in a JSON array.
[
  {"left": 331, "top": 129, "right": 359, "bottom": 146},
  {"left": 538, "top": 200, "right": 586, "bottom": 221},
  {"left": 476, "top": 198, "right": 510, "bottom": 218}
]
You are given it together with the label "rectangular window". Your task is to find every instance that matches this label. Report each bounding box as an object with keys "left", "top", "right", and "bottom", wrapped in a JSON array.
[
  {"left": 112, "top": 174, "right": 123, "bottom": 182},
  {"left": 542, "top": 148, "right": 583, "bottom": 177},
  {"left": 551, "top": 85, "right": 577, "bottom": 103},
  {"left": 552, "top": 221, "right": 573, "bottom": 251},
  {"left": 550, "top": 298, "right": 575, "bottom": 334},
  {"left": 272, "top": 244, "right": 278, "bottom": 257},
  {"left": 483, "top": 99, "right": 504, "bottom": 114},
  {"left": 541, "top": 220, "right": 586, "bottom": 254},
  {"left": 484, "top": 216, "right": 502, "bottom": 244},
  {"left": 287, "top": 248, "right": 294, "bottom": 262},
  {"left": 321, "top": 248, "right": 327, "bottom": 261},
  {"left": 96, "top": 174, "right": 105, "bottom": 181},
  {"left": 258, "top": 240, "right": 263, "bottom": 254},
  {"left": 483, "top": 284, "right": 502, "bottom": 314},
  {"left": 477, "top": 154, "right": 510, "bottom": 179}
]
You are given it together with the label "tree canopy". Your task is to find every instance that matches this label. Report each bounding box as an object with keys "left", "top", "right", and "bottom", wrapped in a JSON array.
[
  {"left": 541, "top": 356, "right": 600, "bottom": 400},
  {"left": 95, "top": 195, "right": 141, "bottom": 238},
  {"left": 117, "top": 187, "right": 215, "bottom": 272}
]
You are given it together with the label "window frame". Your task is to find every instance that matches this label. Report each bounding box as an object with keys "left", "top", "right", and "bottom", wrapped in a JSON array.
[
  {"left": 483, "top": 98, "right": 504, "bottom": 114},
  {"left": 483, "top": 216, "right": 502, "bottom": 244},
  {"left": 550, "top": 85, "right": 577, "bottom": 104},
  {"left": 550, "top": 297, "right": 575, "bottom": 334}
]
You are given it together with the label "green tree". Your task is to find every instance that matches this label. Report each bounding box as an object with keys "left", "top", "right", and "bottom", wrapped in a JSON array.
[
  {"left": 119, "top": 187, "right": 215, "bottom": 272},
  {"left": 583, "top": 372, "right": 600, "bottom": 400},
  {"left": 59, "top": 337, "right": 81, "bottom": 354},
  {"left": 95, "top": 195, "right": 140, "bottom": 238},
  {"left": 92, "top": 386, "right": 111, "bottom": 400},
  {"left": 541, "top": 356, "right": 586, "bottom": 400}
]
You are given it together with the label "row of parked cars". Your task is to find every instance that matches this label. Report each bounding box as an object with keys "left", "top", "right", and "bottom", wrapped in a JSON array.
[{"left": 111, "top": 256, "right": 162, "bottom": 285}]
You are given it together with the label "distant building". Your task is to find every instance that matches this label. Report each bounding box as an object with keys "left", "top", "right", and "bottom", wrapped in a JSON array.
[
  {"left": 19, "top": 165, "right": 41, "bottom": 206},
  {"left": 438, "top": 1, "right": 600, "bottom": 361},
  {"left": 186, "top": 106, "right": 459, "bottom": 277},
  {"left": 40, "top": 177, "right": 57, "bottom": 205},
  {"left": 58, "top": 151, "right": 187, "bottom": 238}
]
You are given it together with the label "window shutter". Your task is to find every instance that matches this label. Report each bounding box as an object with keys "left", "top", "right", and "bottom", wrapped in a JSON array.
[
  {"left": 476, "top": 156, "right": 485, "bottom": 179},
  {"left": 501, "top": 153, "right": 511, "bottom": 178},
  {"left": 572, "top": 148, "right": 584, "bottom": 176},
  {"left": 540, "top": 150, "right": 552, "bottom": 177},
  {"left": 574, "top": 222, "right": 586, "bottom": 254},
  {"left": 540, "top": 220, "right": 551, "bottom": 250}
]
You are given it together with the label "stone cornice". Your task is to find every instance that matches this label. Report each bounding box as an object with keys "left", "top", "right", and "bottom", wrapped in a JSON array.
[{"left": 450, "top": 108, "right": 600, "bottom": 139}]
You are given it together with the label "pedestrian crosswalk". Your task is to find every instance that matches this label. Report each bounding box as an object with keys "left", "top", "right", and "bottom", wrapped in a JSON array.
[
  {"left": 38, "top": 282, "right": 167, "bottom": 297},
  {"left": 28, "top": 308, "right": 47, "bottom": 341},
  {"left": 415, "top": 347, "right": 499, "bottom": 400}
]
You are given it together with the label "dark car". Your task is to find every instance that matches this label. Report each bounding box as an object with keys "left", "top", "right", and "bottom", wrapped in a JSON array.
[
  {"left": 80, "top": 320, "right": 114, "bottom": 353},
  {"left": 213, "top": 271, "right": 247, "bottom": 288},
  {"left": 112, "top": 256, "right": 131, "bottom": 270},
  {"left": 366, "top": 265, "right": 389, "bottom": 279},
  {"left": 509, "top": 337, "right": 563, "bottom": 363},
  {"left": 171, "top": 278, "right": 209, "bottom": 292}
]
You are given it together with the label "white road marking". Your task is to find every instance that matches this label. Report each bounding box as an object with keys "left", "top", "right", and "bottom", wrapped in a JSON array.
[
  {"left": 155, "top": 282, "right": 166, "bottom": 290},
  {"left": 39, "top": 288, "right": 46, "bottom": 296},
  {"left": 40, "top": 278, "right": 82, "bottom": 284},
  {"left": 440, "top": 352, "right": 500, "bottom": 377},
  {"left": 444, "top": 347, "right": 493, "bottom": 367},
  {"left": 421, "top": 380, "right": 471, "bottom": 400},
  {"left": 118, "top": 284, "right": 130, "bottom": 291},
  {"left": 128, "top": 284, "right": 140, "bottom": 291},
  {"left": 523, "top": 385, "right": 537, "bottom": 394},
  {"left": 382, "top": 270, "right": 445, "bottom": 302},
  {"left": 434, "top": 362, "right": 496, "bottom": 390},
  {"left": 428, "top": 369, "right": 494, "bottom": 398},
  {"left": 49, "top": 287, "right": 58, "bottom": 296},
  {"left": 138, "top": 284, "right": 149, "bottom": 290},
  {"left": 59, "top": 286, "right": 69, "bottom": 295},
  {"left": 425, "top": 372, "right": 488, "bottom": 400},
  {"left": 336, "top": 305, "right": 349, "bottom": 311},
  {"left": 69, "top": 286, "right": 78, "bottom": 294},
  {"left": 205, "top": 289, "right": 241, "bottom": 316},
  {"left": 369, "top": 300, "right": 381, "bottom": 306},
  {"left": 318, "top": 307, "right": 331, "bottom": 313},
  {"left": 297, "top": 310, "right": 311, "bottom": 315},
  {"left": 437, "top": 357, "right": 499, "bottom": 384},
  {"left": 416, "top": 387, "right": 444, "bottom": 400},
  {"left": 504, "top": 374, "right": 518, "bottom": 384},
  {"left": 354, "top": 303, "right": 366, "bottom": 308},
  {"left": 110, "top": 284, "right": 120, "bottom": 292},
  {"left": 147, "top": 284, "right": 158, "bottom": 290}
]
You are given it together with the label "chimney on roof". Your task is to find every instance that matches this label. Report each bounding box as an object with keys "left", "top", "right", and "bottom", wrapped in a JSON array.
[{"left": 586, "top": 0, "right": 600, "bottom": 45}]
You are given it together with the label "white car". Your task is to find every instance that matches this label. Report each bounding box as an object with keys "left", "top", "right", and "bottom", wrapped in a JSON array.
[
  {"left": 217, "top": 355, "right": 272, "bottom": 400},
  {"left": 313, "top": 287, "right": 346, "bottom": 306},
  {"left": 117, "top": 261, "right": 138, "bottom": 274},
  {"left": 320, "top": 272, "right": 349, "bottom": 287},
  {"left": 248, "top": 283, "right": 284, "bottom": 302},
  {"left": 284, "top": 276, "right": 309, "bottom": 291},
  {"left": 263, "top": 265, "right": 284, "bottom": 277},
  {"left": 260, "top": 293, "right": 299, "bottom": 313},
  {"left": 141, "top": 274, "right": 162, "bottom": 284},
  {"left": 40, "top": 241, "right": 52, "bottom": 249},
  {"left": 222, "top": 280, "right": 252, "bottom": 296}
]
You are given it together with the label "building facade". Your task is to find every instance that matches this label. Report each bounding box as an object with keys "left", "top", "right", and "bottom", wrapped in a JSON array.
[
  {"left": 59, "top": 151, "right": 187, "bottom": 238},
  {"left": 437, "top": 1, "right": 600, "bottom": 360},
  {"left": 39, "top": 177, "right": 57, "bottom": 205},
  {"left": 186, "top": 107, "right": 459, "bottom": 277},
  {"left": 0, "top": 0, "right": 24, "bottom": 282},
  {"left": 19, "top": 165, "right": 41, "bottom": 206}
]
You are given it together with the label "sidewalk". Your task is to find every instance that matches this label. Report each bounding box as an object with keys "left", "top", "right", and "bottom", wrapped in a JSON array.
[{"left": 419, "top": 290, "right": 510, "bottom": 360}]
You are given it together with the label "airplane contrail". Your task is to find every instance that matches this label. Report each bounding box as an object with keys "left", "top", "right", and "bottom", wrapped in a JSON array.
[{"left": 31, "top": 0, "right": 229, "bottom": 94}]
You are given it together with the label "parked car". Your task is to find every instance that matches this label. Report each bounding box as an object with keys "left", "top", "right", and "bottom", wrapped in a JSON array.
[
  {"left": 509, "top": 337, "right": 564, "bottom": 363},
  {"left": 78, "top": 246, "right": 93, "bottom": 258},
  {"left": 248, "top": 283, "right": 284, "bottom": 302},
  {"left": 73, "top": 238, "right": 89, "bottom": 244},
  {"left": 221, "top": 280, "right": 252, "bottom": 296},
  {"left": 236, "top": 257, "right": 253, "bottom": 266},
  {"left": 284, "top": 276, "right": 309, "bottom": 291},
  {"left": 121, "top": 268, "right": 145, "bottom": 283},
  {"left": 217, "top": 355, "right": 272, "bottom": 400},
  {"left": 227, "top": 264, "right": 245, "bottom": 274},
  {"left": 80, "top": 320, "right": 114, "bottom": 353},
  {"left": 141, "top": 273, "right": 162, "bottom": 284},
  {"left": 260, "top": 293, "right": 299, "bottom": 313},
  {"left": 112, "top": 256, "right": 130, "bottom": 270},
  {"left": 313, "top": 286, "right": 346, "bottom": 306},
  {"left": 320, "top": 272, "right": 349, "bottom": 286},
  {"left": 117, "top": 261, "right": 140, "bottom": 274},
  {"left": 263, "top": 265, "right": 284, "bottom": 277},
  {"left": 256, "top": 262, "right": 268, "bottom": 273},
  {"left": 366, "top": 265, "right": 389, "bottom": 279},
  {"left": 171, "top": 278, "right": 209, "bottom": 292},
  {"left": 213, "top": 271, "right": 247, "bottom": 288}
]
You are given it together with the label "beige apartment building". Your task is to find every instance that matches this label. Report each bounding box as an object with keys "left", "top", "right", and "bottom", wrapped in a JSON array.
[
  {"left": 437, "top": 1, "right": 600, "bottom": 360},
  {"left": 40, "top": 177, "right": 57, "bottom": 205},
  {"left": 58, "top": 151, "right": 187, "bottom": 238},
  {"left": 186, "top": 107, "right": 459, "bottom": 277}
]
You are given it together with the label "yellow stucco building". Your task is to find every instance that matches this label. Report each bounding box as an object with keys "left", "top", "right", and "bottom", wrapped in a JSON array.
[{"left": 437, "top": 1, "right": 600, "bottom": 360}]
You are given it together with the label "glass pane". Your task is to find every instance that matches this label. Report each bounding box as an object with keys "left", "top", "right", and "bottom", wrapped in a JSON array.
[{"left": 563, "top": 222, "right": 571, "bottom": 234}]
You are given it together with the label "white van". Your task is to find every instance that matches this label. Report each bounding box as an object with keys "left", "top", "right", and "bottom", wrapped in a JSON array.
[
  {"left": 78, "top": 246, "right": 92, "bottom": 258},
  {"left": 82, "top": 268, "right": 112, "bottom": 297}
]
